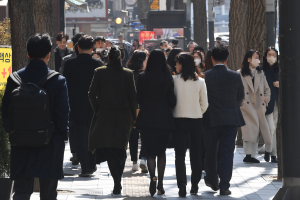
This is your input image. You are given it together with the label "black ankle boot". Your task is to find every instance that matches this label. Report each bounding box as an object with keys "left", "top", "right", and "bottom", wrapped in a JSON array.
[
  {"left": 264, "top": 151, "right": 271, "bottom": 162},
  {"left": 271, "top": 156, "right": 278, "bottom": 163},
  {"left": 178, "top": 182, "right": 186, "bottom": 197},
  {"left": 149, "top": 177, "right": 157, "bottom": 197},
  {"left": 243, "top": 155, "right": 260, "bottom": 163}
]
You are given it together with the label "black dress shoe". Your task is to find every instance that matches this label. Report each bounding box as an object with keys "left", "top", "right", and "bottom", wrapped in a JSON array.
[
  {"left": 157, "top": 183, "right": 165, "bottom": 195},
  {"left": 264, "top": 151, "right": 270, "bottom": 162},
  {"left": 220, "top": 189, "right": 231, "bottom": 195},
  {"left": 271, "top": 156, "right": 278, "bottom": 163},
  {"left": 90, "top": 166, "right": 97, "bottom": 174},
  {"left": 204, "top": 176, "right": 219, "bottom": 191},
  {"left": 190, "top": 185, "right": 199, "bottom": 195},
  {"left": 149, "top": 177, "right": 157, "bottom": 197},
  {"left": 178, "top": 183, "right": 186, "bottom": 197},
  {"left": 243, "top": 155, "right": 260, "bottom": 163},
  {"left": 79, "top": 172, "right": 92, "bottom": 177}
]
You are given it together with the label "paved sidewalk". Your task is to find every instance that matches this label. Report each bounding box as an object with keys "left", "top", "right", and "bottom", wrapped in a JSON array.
[{"left": 29, "top": 144, "right": 281, "bottom": 200}]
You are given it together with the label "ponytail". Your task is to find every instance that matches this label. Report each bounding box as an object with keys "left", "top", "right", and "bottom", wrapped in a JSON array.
[{"left": 108, "top": 46, "right": 122, "bottom": 70}]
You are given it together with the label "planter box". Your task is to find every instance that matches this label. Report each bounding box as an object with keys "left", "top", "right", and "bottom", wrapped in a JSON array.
[{"left": 0, "top": 178, "right": 14, "bottom": 200}]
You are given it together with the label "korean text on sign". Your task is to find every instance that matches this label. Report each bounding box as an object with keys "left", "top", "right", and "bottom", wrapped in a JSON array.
[{"left": 0, "top": 47, "right": 12, "bottom": 91}]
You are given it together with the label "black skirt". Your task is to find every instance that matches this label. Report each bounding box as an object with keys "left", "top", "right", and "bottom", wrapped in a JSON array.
[
  {"left": 95, "top": 148, "right": 127, "bottom": 165},
  {"left": 142, "top": 128, "right": 170, "bottom": 157}
]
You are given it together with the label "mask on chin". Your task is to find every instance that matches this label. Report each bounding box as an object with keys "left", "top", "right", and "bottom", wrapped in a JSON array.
[{"left": 267, "top": 56, "right": 277, "bottom": 66}]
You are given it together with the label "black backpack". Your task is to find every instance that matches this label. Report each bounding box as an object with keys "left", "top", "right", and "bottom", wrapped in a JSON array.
[{"left": 8, "top": 71, "right": 60, "bottom": 147}]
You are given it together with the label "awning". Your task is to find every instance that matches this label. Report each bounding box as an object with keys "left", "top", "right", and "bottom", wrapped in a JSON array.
[{"left": 65, "top": 0, "right": 89, "bottom": 12}]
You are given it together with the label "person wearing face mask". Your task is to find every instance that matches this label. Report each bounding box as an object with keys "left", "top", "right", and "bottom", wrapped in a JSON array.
[
  {"left": 237, "top": 50, "right": 272, "bottom": 163},
  {"left": 257, "top": 47, "right": 279, "bottom": 163},
  {"left": 193, "top": 51, "right": 204, "bottom": 73}
]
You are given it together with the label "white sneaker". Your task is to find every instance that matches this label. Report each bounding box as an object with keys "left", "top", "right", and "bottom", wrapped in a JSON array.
[
  {"left": 140, "top": 160, "right": 148, "bottom": 173},
  {"left": 132, "top": 163, "right": 139, "bottom": 171}
]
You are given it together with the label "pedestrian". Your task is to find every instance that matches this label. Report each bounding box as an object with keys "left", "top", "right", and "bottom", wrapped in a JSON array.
[
  {"left": 1, "top": 33, "right": 70, "bottom": 200},
  {"left": 172, "top": 39, "right": 179, "bottom": 48},
  {"left": 167, "top": 48, "right": 183, "bottom": 74},
  {"left": 193, "top": 46, "right": 205, "bottom": 63},
  {"left": 187, "top": 42, "right": 197, "bottom": 53},
  {"left": 94, "top": 36, "right": 106, "bottom": 51},
  {"left": 88, "top": 46, "right": 137, "bottom": 194},
  {"left": 172, "top": 53, "right": 208, "bottom": 197},
  {"left": 60, "top": 32, "right": 84, "bottom": 74},
  {"left": 203, "top": 45, "right": 245, "bottom": 196},
  {"left": 135, "top": 49, "right": 176, "bottom": 196},
  {"left": 193, "top": 51, "right": 204, "bottom": 74},
  {"left": 105, "top": 39, "right": 113, "bottom": 48},
  {"left": 237, "top": 50, "right": 272, "bottom": 163},
  {"left": 204, "top": 50, "right": 214, "bottom": 71},
  {"left": 130, "top": 39, "right": 139, "bottom": 56},
  {"left": 63, "top": 35, "right": 104, "bottom": 177},
  {"left": 126, "top": 50, "right": 148, "bottom": 173},
  {"left": 54, "top": 32, "right": 72, "bottom": 72},
  {"left": 259, "top": 47, "right": 279, "bottom": 163}
]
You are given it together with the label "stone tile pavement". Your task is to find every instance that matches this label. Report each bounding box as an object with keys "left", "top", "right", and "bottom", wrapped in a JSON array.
[{"left": 29, "top": 143, "right": 281, "bottom": 200}]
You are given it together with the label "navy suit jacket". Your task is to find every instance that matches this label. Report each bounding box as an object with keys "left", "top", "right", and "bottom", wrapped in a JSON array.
[
  {"left": 203, "top": 65, "right": 245, "bottom": 127},
  {"left": 1, "top": 60, "right": 70, "bottom": 180}
]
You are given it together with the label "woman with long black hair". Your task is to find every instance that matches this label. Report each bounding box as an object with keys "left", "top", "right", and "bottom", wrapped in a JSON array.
[
  {"left": 237, "top": 50, "right": 271, "bottom": 163},
  {"left": 88, "top": 46, "right": 137, "bottom": 194},
  {"left": 259, "top": 47, "right": 279, "bottom": 163},
  {"left": 136, "top": 49, "right": 176, "bottom": 196},
  {"left": 167, "top": 48, "right": 183, "bottom": 73},
  {"left": 127, "top": 50, "right": 148, "bottom": 172},
  {"left": 172, "top": 53, "right": 208, "bottom": 197}
]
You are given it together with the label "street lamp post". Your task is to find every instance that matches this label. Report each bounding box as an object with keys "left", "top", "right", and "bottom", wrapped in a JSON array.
[{"left": 273, "top": 0, "right": 300, "bottom": 199}]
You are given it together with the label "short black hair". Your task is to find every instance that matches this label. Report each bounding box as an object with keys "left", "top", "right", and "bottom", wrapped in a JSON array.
[
  {"left": 94, "top": 36, "right": 106, "bottom": 44},
  {"left": 216, "top": 37, "right": 222, "bottom": 41},
  {"left": 172, "top": 39, "right": 178, "bottom": 45},
  {"left": 160, "top": 40, "right": 167, "bottom": 46},
  {"left": 211, "top": 44, "right": 229, "bottom": 62},
  {"left": 56, "top": 32, "right": 69, "bottom": 41},
  {"left": 72, "top": 32, "right": 84, "bottom": 45},
  {"left": 194, "top": 46, "right": 205, "bottom": 53},
  {"left": 78, "top": 35, "right": 94, "bottom": 50},
  {"left": 127, "top": 50, "right": 147, "bottom": 71},
  {"left": 27, "top": 33, "right": 52, "bottom": 59}
]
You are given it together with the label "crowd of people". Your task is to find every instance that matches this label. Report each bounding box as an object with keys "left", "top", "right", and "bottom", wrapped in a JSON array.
[{"left": 1, "top": 31, "right": 279, "bottom": 199}]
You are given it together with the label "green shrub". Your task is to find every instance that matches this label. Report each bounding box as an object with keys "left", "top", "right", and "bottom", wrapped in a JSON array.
[{"left": 0, "top": 90, "right": 10, "bottom": 178}]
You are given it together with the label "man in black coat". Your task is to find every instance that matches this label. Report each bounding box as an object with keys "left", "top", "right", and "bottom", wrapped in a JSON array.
[
  {"left": 63, "top": 35, "right": 104, "bottom": 177},
  {"left": 54, "top": 33, "right": 72, "bottom": 72},
  {"left": 1, "top": 34, "right": 70, "bottom": 200},
  {"left": 203, "top": 45, "right": 245, "bottom": 196}
]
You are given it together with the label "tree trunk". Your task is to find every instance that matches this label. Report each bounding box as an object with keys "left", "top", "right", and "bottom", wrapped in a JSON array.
[
  {"left": 33, "top": 0, "right": 55, "bottom": 70},
  {"left": 193, "top": 0, "right": 207, "bottom": 50},
  {"left": 246, "top": 0, "right": 266, "bottom": 56},
  {"left": 8, "top": 0, "right": 36, "bottom": 72},
  {"left": 137, "top": 0, "right": 155, "bottom": 20},
  {"left": 228, "top": 0, "right": 248, "bottom": 71}
]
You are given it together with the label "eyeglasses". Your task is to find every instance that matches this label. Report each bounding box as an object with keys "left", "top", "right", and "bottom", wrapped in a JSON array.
[{"left": 58, "top": 41, "right": 67, "bottom": 45}]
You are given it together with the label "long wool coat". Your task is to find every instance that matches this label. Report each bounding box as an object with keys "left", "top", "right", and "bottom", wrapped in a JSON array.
[
  {"left": 237, "top": 69, "right": 272, "bottom": 145},
  {"left": 88, "top": 63, "right": 137, "bottom": 151}
]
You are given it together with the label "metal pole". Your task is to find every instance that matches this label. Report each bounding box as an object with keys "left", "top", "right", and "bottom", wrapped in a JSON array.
[
  {"left": 208, "top": 0, "right": 215, "bottom": 49},
  {"left": 266, "top": 0, "right": 276, "bottom": 47},
  {"left": 185, "top": 0, "right": 191, "bottom": 48},
  {"left": 170, "top": 0, "right": 175, "bottom": 11},
  {"left": 159, "top": 0, "right": 167, "bottom": 11},
  {"left": 273, "top": 0, "right": 300, "bottom": 199}
]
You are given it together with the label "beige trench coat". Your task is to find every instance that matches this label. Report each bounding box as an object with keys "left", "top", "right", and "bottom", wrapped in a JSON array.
[{"left": 237, "top": 69, "right": 272, "bottom": 145}]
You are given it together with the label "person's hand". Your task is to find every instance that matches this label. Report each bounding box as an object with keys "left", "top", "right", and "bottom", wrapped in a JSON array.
[
  {"left": 264, "top": 97, "right": 268, "bottom": 103},
  {"left": 273, "top": 81, "right": 279, "bottom": 88},
  {"left": 168, "top": 46, "right": 173, "bottom": 50}
]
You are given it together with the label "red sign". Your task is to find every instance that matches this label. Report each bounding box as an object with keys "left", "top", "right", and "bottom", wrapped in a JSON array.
[{"left": 139, "top": 31, "right": 156, "bottom": 45}]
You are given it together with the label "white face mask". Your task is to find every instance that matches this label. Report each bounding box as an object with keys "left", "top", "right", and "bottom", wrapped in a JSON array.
[
  {"left": 251, "top": 59, "right": 260, "bottom": 67},
  {"left": 267, "top": 56, "right": 277, "bottom": 66},
  {"left": 194, "top": 59, "right": 201, "bottom": 66},
  {"left": 96, "top": 48, "right": 104, "bottom": 52}
]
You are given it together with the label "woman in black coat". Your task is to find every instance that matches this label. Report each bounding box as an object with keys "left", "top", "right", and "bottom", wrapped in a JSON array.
[
  {"left": 167, "top": 48, "right": 183, "bottom": 74},
  {"left": 136, "top": 49, "right": 176, "bottom": 196},
  {"left": 127, "top": 50, "right": 148, "bottom": 173},
  {"left": 260, "top": 47, "right": 279, "bottom": 163}
]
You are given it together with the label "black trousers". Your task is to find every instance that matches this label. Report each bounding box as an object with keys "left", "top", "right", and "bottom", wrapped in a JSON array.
[
  {"left": 69, "top": 121, "right": 76, "bottom": 154},
  {"left": 74, "top": 121, "right": 96, "bottom": 174},
  {"left": 129, "top": 128, "right": 146, "bottom": 161},
  {"left": 173, "top": 118, "right": 203, "bottom": 188},
  {"left": 13, "top": 168, "right": 58, "bottom": 200},
  {"left": 204, "top": 125, "right": 237, "bottom": 190}
]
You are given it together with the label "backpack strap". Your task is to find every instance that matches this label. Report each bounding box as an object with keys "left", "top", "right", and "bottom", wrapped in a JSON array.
[
  {"left": 9, "top": 72, "right": 22, "bottom": 86},
  {"left": 37, "top": 70, "right": 60, "bottom": 87}
]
